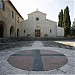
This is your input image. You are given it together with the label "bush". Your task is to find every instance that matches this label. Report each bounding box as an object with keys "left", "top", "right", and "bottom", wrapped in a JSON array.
[
  {"left": 27, "top": 34, "right": 30, "bottom": 38},
  {"left": 44, "top": 34, "right": 48, "bottom": 37}
]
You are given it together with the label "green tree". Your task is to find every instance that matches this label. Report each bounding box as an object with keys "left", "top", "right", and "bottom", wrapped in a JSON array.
[
  {"left": 58, "top": 9, "right": 63, "bottom": 27},
  {"left": 70, "top": 27, "right": 74, "bottom": 37},
  {"left": 63, "top": 6, "right": 71, "bottom": 36},
  {"left": 58, "top": 12, "right": 61, "bottom": 27},
  {"left": 72, "top": 26, "right": 75, "bottom": 37}
]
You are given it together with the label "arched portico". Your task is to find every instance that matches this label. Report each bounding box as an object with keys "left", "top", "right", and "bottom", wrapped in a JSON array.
[
  {"left": 0, "top": 21, "right": 7, "bottom": 38},
  {"left": 35, "top": 26, "right": 41, "bottom": 37},
  {"left": 17, "top": 29, "right": 20, "bottom": 38},
  {"left": 10, "top": 26, "right": 15, "bottom": 37}
]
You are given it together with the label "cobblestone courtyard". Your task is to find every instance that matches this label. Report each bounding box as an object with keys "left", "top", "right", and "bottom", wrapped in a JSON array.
[{"left": 0, "top": 40, "right": 75, "bottom": 75}]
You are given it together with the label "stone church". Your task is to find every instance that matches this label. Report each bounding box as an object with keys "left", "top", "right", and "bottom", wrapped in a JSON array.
[
  {"left": 20, "top": 10, "right": 64, "bottom": 37},
  {"left": 0, "top": 0, "right": 64, "bottom": 38}
]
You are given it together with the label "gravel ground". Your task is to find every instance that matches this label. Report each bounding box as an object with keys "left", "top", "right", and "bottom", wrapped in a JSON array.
[
  {"left": 0, "top": 41, "right": 34, "bottom": 50},
  {"left": 42, "top": 41, "right": 75, "bottom": 50},
  {"left": 0, "top": 40, "right": 75, "bottom": 50}
]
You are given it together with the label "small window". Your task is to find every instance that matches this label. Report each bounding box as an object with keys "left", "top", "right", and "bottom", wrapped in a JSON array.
[
  {"left": 36, "top": 17, "right": 39, "bottom": 21},
  {"left": 0, "top": 0, "right": 5, "bottom": 11},
  {"left": 50, "top": 29, "right": 52, "bottom": 33},
  {"left": 24, "top": 30, "right": 26, "bottom": 33},
  {"left": 18, "top": 17, "right": 19, "bottom": 23},
  {"left": 12, "top": 11, "right": 14, "bottom": 19},
  {"left": 2, "top": 1, "right": 5, "bottom": 11}
]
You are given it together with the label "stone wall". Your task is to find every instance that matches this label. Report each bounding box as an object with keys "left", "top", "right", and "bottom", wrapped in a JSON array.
[
  {"left": 0, "top": 1, "right": 24, "bottom": 38},
  {"left": 57, "top": 27, "right": 64, "bottom": 37},
  {"left": 22, "top": 11, "right": 57, "bottom": 37}
]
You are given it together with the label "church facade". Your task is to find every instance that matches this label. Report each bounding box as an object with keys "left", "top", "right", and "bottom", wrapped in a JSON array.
[
  {"left": 20, "top": 11, "right": 64, "bottom": 37},
  {"left": 0, "top": 0, "right": 64, "bottom": 38}
]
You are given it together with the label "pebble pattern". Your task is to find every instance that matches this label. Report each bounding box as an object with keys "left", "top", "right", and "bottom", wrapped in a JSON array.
[{"left": 7, "top": 50, "right": 68, "bottom": 71}]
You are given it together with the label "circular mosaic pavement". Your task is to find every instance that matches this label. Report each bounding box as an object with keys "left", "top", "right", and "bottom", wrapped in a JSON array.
[{"left": 7, "top": 50, "right": 68, "bottom": 71}]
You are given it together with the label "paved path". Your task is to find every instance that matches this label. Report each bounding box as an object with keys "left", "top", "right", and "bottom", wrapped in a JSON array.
[
  {"left": 33, "top": 50, "right": 44, "bottom": 71},
  {"left": 32, "top": 41, "right": 43, "bottom": 47},
  {"left": 55, "top": 41, "right": 75, "bottom": 47},
  {"left": 0, "top": 41, "right": 75, "bottom": 75}
]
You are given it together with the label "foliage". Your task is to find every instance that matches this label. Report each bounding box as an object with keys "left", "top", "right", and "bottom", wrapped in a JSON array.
[
  {"left": 63, "top": 6, "right": 71, "bottom": 36},
  {"left": 58, "top": 6, "right": 71, "bottom": 36},
  {"left": 71, "top": 27, "right": 75, "bottom": 37},
  {"left": 58, "top": 9, "right": 63, "bottom": 27}
]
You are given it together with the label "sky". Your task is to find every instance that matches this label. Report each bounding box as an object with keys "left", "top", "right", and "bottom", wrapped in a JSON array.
[{"left": 10, "top": 0, "right": 74, "bottom": 25}]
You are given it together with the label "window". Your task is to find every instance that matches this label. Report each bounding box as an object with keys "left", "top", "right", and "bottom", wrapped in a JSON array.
[
  {"left": 24, "top": 30, "right": 26, "bottom": 33},
  {"left": 11, "top": 11, "right": 14, "bottom": 19},
  {"left": 50, "top": 29, "right": 52, "bottom": 33},
  {"left": 2, "top": 0, "right": 5, "bottom": 10},
  {"left": 36, "top": 17, "right": 39, "bottom": 21},
  {"left": 0, "top": 0, "right": 5, "bottom": 11},
  {"left": 18, "top": 17, "right": 19, "bottom": 23}
]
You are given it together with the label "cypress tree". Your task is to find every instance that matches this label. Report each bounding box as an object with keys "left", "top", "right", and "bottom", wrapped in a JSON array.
[
  {"left": 58, "top": 9, "right": 63, "bottom": 27},
  {"left": 60, "top": 9, "right": 63, "bottom": 27},
  {"left": 63, "top": 6, "right": 71, "bottom": 36},
  {"left": 58, "top": 12, "right": 61, "bottom": 27}
]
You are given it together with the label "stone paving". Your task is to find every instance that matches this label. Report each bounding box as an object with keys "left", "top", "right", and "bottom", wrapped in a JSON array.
[
  {"left": 55, "top": 41, "right": 75, "bottom": 47},
  {"left": 0, "top": 41, "right": 75, "bottom": 75},
  {"left": 7, "top": 50, "right": 68, "bottom": 71}
]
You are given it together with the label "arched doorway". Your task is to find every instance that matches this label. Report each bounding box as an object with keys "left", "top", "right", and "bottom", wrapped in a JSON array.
[
  {"left": 10, "top": 26, "right": 15, "bottom": 37},
  {"left": 35, "top": 26, "right": 41, "bottom": 37},
  {"left": 0, "top": 21, "right": 7, "bottom": 38},
  {"left": 0, "top": 24, "right": 4, "bottom": 37},
  {"left": 17, "top": 29, "right": 20, "bottom": 38}
]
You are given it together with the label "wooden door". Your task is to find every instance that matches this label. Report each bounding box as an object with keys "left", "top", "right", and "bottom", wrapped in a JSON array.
[{"left": 35, "top": 29, "right": 40, "bottom": 37}]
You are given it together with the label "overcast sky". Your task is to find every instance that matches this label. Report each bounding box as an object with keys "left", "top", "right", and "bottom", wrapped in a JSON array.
[{"left": 10, "top": 0, "right": 74, "bottom": 25}]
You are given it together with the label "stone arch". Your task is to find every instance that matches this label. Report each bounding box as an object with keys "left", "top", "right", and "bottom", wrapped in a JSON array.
[
  {"left": 17, "top": 29, "right": 20, "bottom": 38},
  {"left": 0, "top": 21, "right": 7, "bottom": 38},
  {"left": 10, "top": 26, "right": 15, "bottom": 37},
  {"left": 35, "top": 26, "right": 41, "bottom": 37},
  {"left": 35, "top": 26, "right": 41, "bottom": 30}
]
